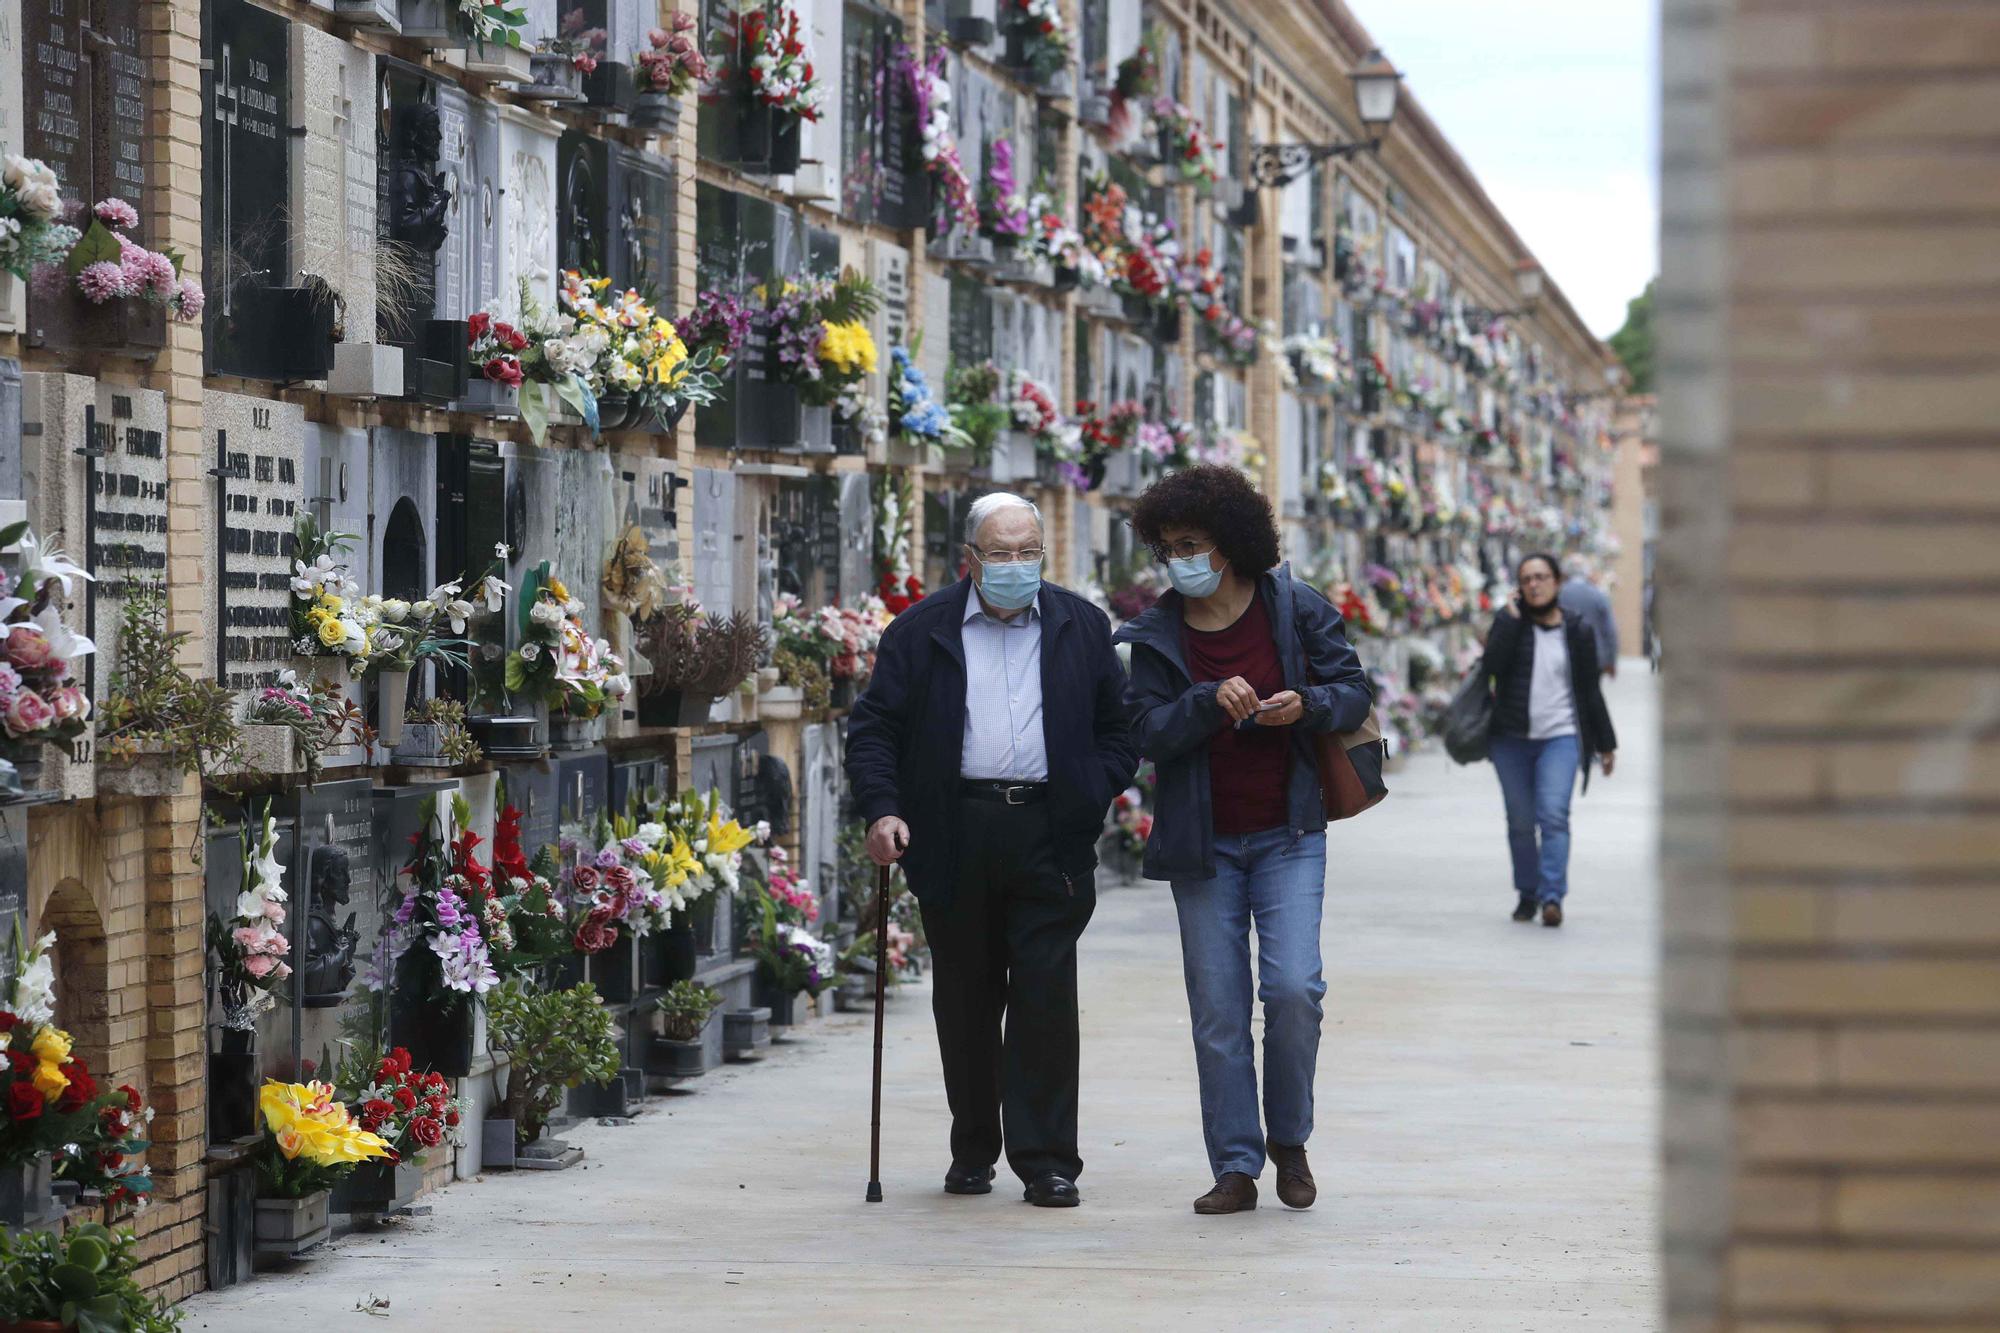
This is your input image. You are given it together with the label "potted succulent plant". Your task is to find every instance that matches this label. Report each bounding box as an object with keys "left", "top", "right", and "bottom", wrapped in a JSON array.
[
  {"left": 0, "top": 1223, "right": 182, "bottom": 1332},
  {"left": 648, "top": 980, "right": 723, "bottom": 1079},
  {"left": 633, "top": 603, "right": 761, "bottom": 727},
  {"left": 484, "top": 978, "right": 620, "bottom": 1150},
  {"left": 95, "top": 580, "right": 242, "bottom": 795},
  {"left": 391, "top": 696, "right": 486, "bottom": 767}
]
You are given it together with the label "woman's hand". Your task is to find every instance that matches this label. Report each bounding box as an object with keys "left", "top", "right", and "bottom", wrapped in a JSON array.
[
  {"left": 1253, "top": 690, "right": 1303, "bottom": 726},
  {"left": 1504, "top": 592, "right": 1522, "bottom": 619},
  {"left": 1215, "top": 676, "right": 1259, "bottom": 723},
  {"left": 1601, "top": 752, "right": 1616, "bottom": 778}
]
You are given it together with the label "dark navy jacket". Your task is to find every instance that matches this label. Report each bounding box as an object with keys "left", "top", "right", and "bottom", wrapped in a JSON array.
[
  {"left": 844, "top": 576, "right": 1138, "bottom": 908},
  {"left": 1113, "top": 565, "right": 1373, "bottom": 882}
]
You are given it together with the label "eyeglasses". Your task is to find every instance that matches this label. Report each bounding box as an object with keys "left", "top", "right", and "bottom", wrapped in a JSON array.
[
  {"left": 1520, "top": 572, "right": 1557, "bottom": 586},
  {"left": 971, "top": 546, "right": 1044, "bottom": 566},
  {"left": 1151, "top": 539, "right": 1216, "bottom": 563}
]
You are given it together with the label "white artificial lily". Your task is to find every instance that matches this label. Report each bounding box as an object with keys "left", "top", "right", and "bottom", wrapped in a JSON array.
[
  {"left": 476, "top": 574, "right": 510, "bottom": 614},
  {"left": 33, "top": 603, "right": 94, "bottom": 661},
  {"left": 445, "top": 599, "right": 475, "bottom": 635},
  {"left": 16, "top": 531, "right": 93, "bottom": 599}
]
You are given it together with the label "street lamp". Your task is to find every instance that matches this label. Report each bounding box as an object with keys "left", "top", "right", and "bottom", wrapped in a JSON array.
[
  {"left": 1462, "top": 260, "right": 1546, "bottom": 330},
  {"left": 1247, "top": 48, "right": 1403, "bottom": 189}
]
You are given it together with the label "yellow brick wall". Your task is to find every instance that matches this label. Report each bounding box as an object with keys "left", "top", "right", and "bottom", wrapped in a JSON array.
[{"left": 1660, "top": 0, "right": 2000, "bottom": 1327}]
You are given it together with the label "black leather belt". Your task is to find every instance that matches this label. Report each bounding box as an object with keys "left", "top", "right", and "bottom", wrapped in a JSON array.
[{"left": 961, "top": 780, "right": 1048, "bottom": 805}]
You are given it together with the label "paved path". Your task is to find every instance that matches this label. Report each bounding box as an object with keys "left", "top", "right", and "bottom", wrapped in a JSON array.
[{"left": 185, "top": 669, "right": 1659, "bottom": 1332}]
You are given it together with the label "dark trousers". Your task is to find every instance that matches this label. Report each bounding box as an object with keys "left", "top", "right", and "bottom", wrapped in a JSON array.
[{"left": 921, "top": 797, "right": 1096, "bottom": 1185}]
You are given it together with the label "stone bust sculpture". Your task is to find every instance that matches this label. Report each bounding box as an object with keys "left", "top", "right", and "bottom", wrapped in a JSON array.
[
  {"left": 389, "top": 103, "right": 453, "bottom": 255},
  {"left": 300, "top": 844, "right": 359, "bottom": 1008}
]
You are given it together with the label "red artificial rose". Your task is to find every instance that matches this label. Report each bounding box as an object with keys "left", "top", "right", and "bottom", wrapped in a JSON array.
[
  {"left": 393, "top": 1086, "right": 417, "bottom": 1112},
  {"left": 573, "top": 906, "right": 619, "bottom": 954},
  {"left": 7, "top": 1081, "right": 42, "bottom": 1120},
  {"left": 571, "top": 865, "right": 602, "bottom": 896},
  {"left": 0, "top": 1013, "right": 16, "bottom": 1033},
  {"left": 363, "top": 1097, "right": 394, "bottom": 1128},
  {"left": 410, "top": 1116, "right": 445, "bottom": 1149},
  {"left": 466, "top": 311, "right": 491, "bottom": 342},
  {"left": 483, "top": 356, "right": 524, "bottom": 388},
  {"left": 497, "top": 322, "right": 529, "bottom": 352},
  {"left": 445, "top": 1108, "right": 461, "bottom": 1127},
  {"left": 121, "top": 1085, "right": 142, "bottom": 1114},
  {"left": 57, "top": 1063, "right": 97, "bottom": 1113},
  {"left": 425, "top": 1071, "right": 447, "bottom": 1091},
  {"left": 8, "top": 1050, "right": 32, "bottom": 1073}
]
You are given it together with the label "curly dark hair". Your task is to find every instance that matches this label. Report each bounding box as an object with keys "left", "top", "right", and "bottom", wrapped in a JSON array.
[{"left": 1130, "top": 464, "right": 1281, "bottom": 576}]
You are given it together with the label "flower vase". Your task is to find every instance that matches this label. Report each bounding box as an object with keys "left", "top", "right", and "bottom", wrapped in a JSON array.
[
  {"left": 254, "top": 1189, "right": 331, "bottom": 1254},
  {"left": 521, "top": 53, "right": 586, "bottom": 101},
  {"left": 391, "top": 997, "right": 474, "bottom": 1078},
  {"left": 631, "top": 90, "right": 680, "bottom": 134},
  {"left": 547, "top": 712, "right": 604, "bottom": 751},
  {"left": 689, "top": 893, "right": 719, "bottom": 956},
  {"left": 209, "top": 1029, "right": 261, "bottom": 1143},
  {"left": 636, "top": 687, "right": 714, "bottom": 728},
  {"left": 330, "top": 1157, "right": 425, "bottom": 1215},
  {"left": 291, "top": 654, "right": 354, "bottom": 693},
  {"left": 591, "top": 932, "right": 636, "bottom": 1003},
  {"left": 0, "top": 1155, "right": 55, "bottom": 1228},
  {"left": 375, "top": 669, "right": 410, "bottom": 748}
]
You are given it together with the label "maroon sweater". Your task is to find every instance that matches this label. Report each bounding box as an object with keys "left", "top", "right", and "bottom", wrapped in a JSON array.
[{"left": 1184, "top": 594, "right": 1290, "bottom": 836}]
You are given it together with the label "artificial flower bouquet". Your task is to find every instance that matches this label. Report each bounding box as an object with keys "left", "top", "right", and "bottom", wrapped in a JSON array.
[
  {"left": 0, "top": 524, "right": 95, "bottom": 762},
  {"left": 762, "top": 844, "right": 816, "bottom": 926},
  {"left": 1026, "top": 191, "right": 1105, "bottom": 286},
  {"left": 761, "top": 271, "right": 880, "bottom": 409},
  {"left": 253, "top": 1078, "right": 390, "bottom": 1198},
  {"left": 344, "top": 1047, "right": 465, "bottom": 1162},
  {"left": 450, "top": 0, "right": 527, "bottom": 50},
  {"left": 1004, "top": 0, "right": 1073, "bottom": 84},
  {"left": 484, "top": 804, "right": 570, "bottom": 975},
  {"left": 566, "top": 807, "right": 674, "bottom": 949},
  {"left": 712, "top": 0, "right": 823, "bottom": 122},
  {"left": 381, "top": 793, "right": 501, "bottom": 1012},
  {"left": 504, "top": 574, "right": 631, "bottom": 721},
  {"left": 241, "top": 669, "right": 361, "bottom": 780},
  {"left": 1, "top": 927, "right": 124, "bottom": 1174},
  {"left": 0, "top": 155, "right": 79, "bottom": 282},
  {"left": 945, "top": 361, "right": 1013, "bottom": 461},
  {"left": 288, "top": 514, "right": 374, "bottom": 667},
  {"left": 887, "top": 344, "right": 970, "bottom": 450},
  {"left": 676, "top": 289, "right": 753, "bottom": 375},
  {"left": 897, "top": 44, "right": 979, "bottom": 236},
  {"left": 53, "top": 1078, "right": 155, "bottom": 1209},
  {"left": 558, "top": 270, "right": 723, "bottom": 426},
  {"left": 61, "top": 197, "right": 203, "bottom": 322},
  {"left": 207, "top": 806, "right": 292, "bottom": 1033},
  {"left": 980, "top": 139, "right": 1031, "bottom": 244},
  {"left": 634, "top": 12, "right": 708, "bottom": 95},
  {"left": 359, "top": 558, "right": 505, "bottom": 677},
  {"left": 1149, "top": 98, "right": 1223, "bottom": 190},
  {"left": 750, "top": 904, "right": 834, "bottom": 1000}
]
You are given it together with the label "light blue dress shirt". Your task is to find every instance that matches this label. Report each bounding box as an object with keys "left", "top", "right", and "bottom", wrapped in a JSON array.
[{"left": 960, "top": 591, "right": 1048, "bottom": 781}]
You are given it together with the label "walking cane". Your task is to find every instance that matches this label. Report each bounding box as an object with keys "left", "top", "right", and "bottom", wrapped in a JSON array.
[{"left": 865, "top": 862, "right": 891, "bottom": 1202}]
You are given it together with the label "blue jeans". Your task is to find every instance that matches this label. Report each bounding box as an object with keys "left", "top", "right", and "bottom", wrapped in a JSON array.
[
  {"left": 1489, "top": 734, "right": 1581, "bottom": 903},
  {"left": 1170, "top": 827, "right": 1328, "bottom": 1181}
]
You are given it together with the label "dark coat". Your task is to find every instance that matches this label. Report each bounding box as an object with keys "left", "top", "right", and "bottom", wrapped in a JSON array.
[
  {"left": 1113, "top": 565, "right": 1373, "bottom": 882},
  {"left": 1482, "top": 610, "right": 1618, "bottom": 768},
  {"left": 843, "top": 576, "right": 1138, "bottom": 908}
]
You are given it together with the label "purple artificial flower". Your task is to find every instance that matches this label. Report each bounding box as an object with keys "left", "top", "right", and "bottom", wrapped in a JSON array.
[
  {"left": 679, "top": 289, "right": 752, "bottom": 360},
  {"left": 593, "top": 847, "right": 621, "bottom": 870}
]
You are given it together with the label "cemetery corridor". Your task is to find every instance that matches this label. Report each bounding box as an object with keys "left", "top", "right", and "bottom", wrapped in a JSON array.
[{"left": 180, "top": 669, "right": 1659, "bottom": 1332}]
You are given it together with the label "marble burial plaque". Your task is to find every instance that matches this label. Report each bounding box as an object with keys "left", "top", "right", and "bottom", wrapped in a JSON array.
[
  {"left": 499, "top": 108, "right": 560, "bottom": 311},
  {"left": 921, "top": 270, "right": 951, "bottom": 391},
  {"left": 204, "top": 0, "right": 292, "bottom": 380},
  {"left": 948, "top": 273, "right": 991, "bottom": 370},
  {"left": 799, "top": 720, "right": 841, "bottom": 927},
  {"left": 608, "top": 143, "right": 672, "bottom": 296},
  {"left": 205, "top": 390, "right": 306, "bottom": 692},
  {"left": 435, "top": 85, "right": 501, "bottom": 322},
  {"left": 0, "top": 359, "right": 19, "bottom": 500},
  {"left": 290, "top": 27, "right": 376, "bottom": 344},
  {"left": 771, "top": 476, "right": 832, "bottom": 606},
  {"left": 691, "top": 184, "right": 739, "bottom": 450},
  {"left": 18, "top": 373, "right": 96, "bottom": 690},
  {"left": 687, "top": 734, "right": 734, "bottom": 808},
  {"left": 85, "top": 383, "right": 168, "bottom": 703},
  {"left": 609, "top": 755, "right": 663, "bottom": 813},
  {"left": 837, "top": 472, "right": 871, "bottom": 604},
  {"left": 865, "top": 239, "right": 908, "bottom": 412},
  {"left": 0, "top": 808, "right": 25, "bottom": 995},
  {"left": 302, "top": 425, "right": 370, "bottom": 589},
  {"left": 688, "top": 467, "right": 734, "bottom": 616},
  {"left": 286, "top": 778, "right": 378, "bottom": 1056},
  {"left": 839, "top": 5, "right": 920, "bottom": 229},
  {"left": 0, "top": 0, "right": 22, "bottom": 331},
  {"left": 556, "top": 130, "right": 609, "bottom": 279}
]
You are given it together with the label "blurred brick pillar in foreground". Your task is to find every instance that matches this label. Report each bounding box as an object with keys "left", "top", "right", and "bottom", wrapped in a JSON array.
[{"left": 1659, "top": 1, "right": 2000, "bottom": 1327}]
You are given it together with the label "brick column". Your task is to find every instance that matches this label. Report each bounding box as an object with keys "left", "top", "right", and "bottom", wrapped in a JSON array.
[{"left": 1660, "top": 0, "right": 2000, "bottom": 1326}]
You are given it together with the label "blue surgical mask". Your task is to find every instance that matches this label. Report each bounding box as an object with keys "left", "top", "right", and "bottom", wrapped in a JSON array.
[
  {"left": 1166, "top": 553, "right": 1225, "bottom": 599},
  {"left": 979, "top": 557, "right": 1042, "bottom": 611}
]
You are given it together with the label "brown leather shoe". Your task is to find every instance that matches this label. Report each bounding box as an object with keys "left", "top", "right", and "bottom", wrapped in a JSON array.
[
  {"left": 1193, "top": 1172, "right": 1258, "bottom": 1214},
  {"left": 1542, "top": 900, "right": 1564, "bottom": 928},
  {"left": 1267, "top": 1140, "right": 1316, "bottom": 1209}
]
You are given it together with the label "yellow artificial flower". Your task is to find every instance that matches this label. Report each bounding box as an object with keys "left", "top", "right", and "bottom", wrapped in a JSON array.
[
  {"left": 319, "top": 593, "right": 344, "bottom": 616},
  {"left": 30, "top": 1026, "right": 72, "bottom": 1066},
  {"left": 33, "top": 1060, "right": 69, "bottom": 1102},
  {"left": 259, "top": 1080, "right": 390, "bottom": 1166},
  {"left": 644, "top": 833, "right": 702, "bottom": 890},
  {"left": 316, "top": 617, "right": 348, "bottom": 648},
  {"left": 820, "top": 320, "right": 878, "bottom": 376},
  {"left": 705, "top": 812, "right": 755, "bottom": 857},
  {"left": 647, "top": 323, "right": 690, "bottom": 386},
  {"left": 547, "top": 576, "right": 572, "bottom": 602}
]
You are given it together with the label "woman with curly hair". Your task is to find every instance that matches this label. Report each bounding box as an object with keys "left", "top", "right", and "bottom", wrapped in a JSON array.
[{"left": 1113, "top": 464, "right": 1372, "bottom": 1216}]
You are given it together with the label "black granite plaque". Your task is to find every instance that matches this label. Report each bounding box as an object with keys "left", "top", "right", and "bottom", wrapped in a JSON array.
[
  {"left": 948, "top": 273, "right": 991, "bottom": 370},
  {"left": 556, "top": 130, "right": 609, "bottom": 279},
  {"left": 375, "top": 63, "right": 450, "bottom": 345},
  {"left": 86, "top": 384, "right": 169, "bottom": 701},
  {"left": 688, "top": 734, "right": 735, "bottom": 807},
  {"left": 610, "top": 756, "right": 664, "bottom": 812},
  {"left": 608, "top": 143, "right": 672, "bottom": 296},
  {"left": 498, "top": 761, "right": 561, "bottom": 857},
  {"left": 554, "top": 749, "right": 609, "bottom": 830},
  {"left": 692, "top": 185, "right": 738, "bottom": 451},
  {"left": 0, "top": 809, "right": 25, "bottom": 997},
  {"left": 203, "top": 0, "right": 293, "bottom": 380}
]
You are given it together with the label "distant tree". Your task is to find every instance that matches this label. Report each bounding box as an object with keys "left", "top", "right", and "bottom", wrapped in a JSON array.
[{"left": 1608, "top": 278, "right": 1655, "bottom": 393}]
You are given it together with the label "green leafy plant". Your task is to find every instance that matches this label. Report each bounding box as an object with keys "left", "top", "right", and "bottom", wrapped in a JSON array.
[
  {"left": 404, "top": 697, "right": 484, "bottom": 765},
  {"left": 946, "top": 361, "right": 1011, "bottom": 460},
  {"left": 655, "top": 980, "right": 723, "bottom": 1042},
  {"left": 771, "top": 646, "right": 830, "bottom": 711},
  {"left": 95, "top": 579, "right": 242, "bottom": 777},
  {"left": 485, "top": 979, "right": 620, "bottom": 1146},
  {"left": 0, "top": 1222, "right": 182, "bottom": 1333}
]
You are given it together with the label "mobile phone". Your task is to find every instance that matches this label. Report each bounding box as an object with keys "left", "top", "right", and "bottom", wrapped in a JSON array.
[{"left": 1256, "top": 700, "right": 1284, "bottom": 711}]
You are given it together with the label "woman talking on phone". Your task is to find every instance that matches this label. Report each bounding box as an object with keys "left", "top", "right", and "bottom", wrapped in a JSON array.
[
  {"left": 1114, "top": 465, "right": 1372, "bottom": 1217},
  {"left": 1482, "top": 552, "right": 1618, "bottom": 928}
]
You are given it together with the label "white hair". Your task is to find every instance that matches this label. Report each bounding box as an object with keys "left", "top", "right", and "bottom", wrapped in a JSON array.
[{"left": 964, "top": 493, "right": 1043, "bottom": 547}]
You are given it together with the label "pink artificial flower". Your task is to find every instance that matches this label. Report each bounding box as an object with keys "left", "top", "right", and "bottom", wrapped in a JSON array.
[
  {"left": 232, "top": 925, "right": 268, "bottom": 952},
  {"left": 174, "top": 277, "right": 205, "bottom": 322},
  {"left": 1, "top": 688, "right": 51, "bottom": 737},
  {"left": 0, "top": 663, "right": 19, "bottom": 696},
  {"left": 646, "top": 26, "right": 668, "bottom": 47},
  {"left": 242, "top": 954, "right": 276, "bottom": 978},
  {"left": 6, "top": 626, "right": 54, "bottom": 669},
  {"left": 93, "top": 198, "right": 140, "bottom": 230},
  {"left": 262, "top": 897, "right": 286, "bottom": 923},
  {"left": 140, "top": 249, "right": 178, "bottom": 297},
  {"left": 50, "top": 686, "right": 88, "bottom": 721},
  {"left": 76, "top": 261, "right": 127, "bottom": 304}
]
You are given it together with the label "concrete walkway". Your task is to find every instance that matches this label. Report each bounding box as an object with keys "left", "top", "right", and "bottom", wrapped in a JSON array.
[{"left": 185, "top": 668, "right": 1659, "bottom": 1332}]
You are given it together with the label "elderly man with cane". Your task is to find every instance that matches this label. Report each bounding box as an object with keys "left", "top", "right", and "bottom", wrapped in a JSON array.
[{"left": 846, "top": 493, "right": 1136, "bottom": 1207}]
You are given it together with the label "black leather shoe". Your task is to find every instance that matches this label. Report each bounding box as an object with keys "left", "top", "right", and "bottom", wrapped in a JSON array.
[
  {"left": 944, "top": 1163, "right": 996, "bottom": 1195},
  {"left": 1512, "top": 894, "right": 1537, "bottom": 922},
  {"left": 1023, "top": 1173, "right": 1080, "bottom": 1207}
]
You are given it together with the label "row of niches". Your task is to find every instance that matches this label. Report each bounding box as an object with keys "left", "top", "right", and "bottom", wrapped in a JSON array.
[{"left": 0, "top": 363, "right": 900, "bottom": 799}]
